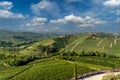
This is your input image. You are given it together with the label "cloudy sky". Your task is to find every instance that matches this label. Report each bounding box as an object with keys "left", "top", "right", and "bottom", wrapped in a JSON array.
[{"left": 0, "top": 0, "right": 120, "bottom": 33}]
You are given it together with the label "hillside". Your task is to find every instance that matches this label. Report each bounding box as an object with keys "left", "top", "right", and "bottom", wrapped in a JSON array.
[
  {"left": 20, "top": 39, "right": 55, "bottom": 55},
  {"left": 18, "top": 32, "right": 120, "bottom": 56},
  {"left": 63, "top": 33, "right": 120, "bottom": 56},
  {"left": 0, "top": 29, "right": 59, "bottom": 53},
  {"left": 0, "top": 32, "right": 120, "bottom": 80}
]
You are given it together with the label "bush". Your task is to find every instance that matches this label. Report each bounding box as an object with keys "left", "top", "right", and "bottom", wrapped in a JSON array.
[
  {"left": 0, "top": 54, "right": 5, "bottom": 60},
  {"left": 79, "top": 51, "right": 119, "bottom": 58},
  {"left": 4, "top": 55, "right": 36, "bottom": 66}
]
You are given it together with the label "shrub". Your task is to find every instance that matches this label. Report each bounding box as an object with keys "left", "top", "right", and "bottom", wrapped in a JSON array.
[{"left": 4, "top": 55, "right": 36, "bottom": 66}]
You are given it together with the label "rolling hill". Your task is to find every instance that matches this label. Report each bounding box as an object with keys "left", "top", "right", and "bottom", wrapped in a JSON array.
[
  {"left": 0, "top": 29, "right": 59, "bottom": 53},
  {"left": 0, "top": 31, "right": 120, "bottom": 80}
]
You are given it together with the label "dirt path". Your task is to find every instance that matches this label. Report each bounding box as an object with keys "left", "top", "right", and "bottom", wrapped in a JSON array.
[
  {"left": 80, "top": 72, "right": 120, "bottom": 80},
  {"left": 65, "top": 35, "right": 89, "bottom": 52},
  {"left": 97, "top": 39, "right": 104, "bottom": 46},
  {"left": 65, "top": 38, "right": 82, "bottom": 50},
  {"left": 71, "top": 41, "right": 82, "bottom": 51}
]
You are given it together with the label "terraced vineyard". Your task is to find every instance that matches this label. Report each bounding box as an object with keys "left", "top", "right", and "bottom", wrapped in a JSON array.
[
  {"left": 0, "top": 59, "right": 93, "bottom": 80},
  {"left": 1, "top": 56, "right": 120, "bottom": 80},
  {"left": 65, "top": 34, "right": 89, "bottom": 51},
  {"left": 64, "top": 33, "right": 120, "bottom": 56}
]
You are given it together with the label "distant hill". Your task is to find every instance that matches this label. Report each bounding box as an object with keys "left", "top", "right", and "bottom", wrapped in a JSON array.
[
  {"left": 0, "top": 29, "right": 59, "bottom": 53},
  {"left": 0, "top": 30, "right": 120, "bottom": 56},
  {"left": 21, "top": 32, "right": 120, "bottom": 56}
]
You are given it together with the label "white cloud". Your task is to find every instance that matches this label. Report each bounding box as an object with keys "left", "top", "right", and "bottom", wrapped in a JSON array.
[
  {"left": 50, "top": 19, "right": 66, "bottom": 24},
  {"left": 50, "top": 14, "right": 84, "bottom": 24},
  {"left": 103, "top": 0, "right": 120, "bottom": 7},
  {"left": 0, "top": 1, "right": 24, "bottom": 19},
  {"left": 0, "top": 1, "right": 13, "bottom": 10},
  {"left": 0, "top": 10, "right": 24, "bottom": 19},
  {"left": 50, "top": 14, "right": 105, "bottom": 28},
  {"left": 31, "top": 0, "right": 60, "bottom": 17},
  {"left": 26, "top": 17, "right": 47, "bottom": 27},
  {"left": 64, "top": 14, "right": 84, "bottom": 23},
  {"left": 33, "top": 17, "right": 47, "bottom": 22},
  {"left": 31, "top": 0, "right": 52, "bottom": 15},
  {"left": 94, "top": 19, "right": 106, "bottom": 24}
]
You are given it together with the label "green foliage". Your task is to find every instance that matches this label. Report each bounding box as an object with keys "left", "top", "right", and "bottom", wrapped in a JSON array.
[
  {"left": 117, "top": 74, "right": 120, "bottom": 79},
  {"left": 38, "top": 45, "right": 58, "bottom": 55},
  {"left": 0, "top": 54, "right": 5, "bottom": 59},
  {"left": 91, "top": 33, "right": 115, "bottom": 39},
  {"left": 58, "top": 51, "right": 78, "bottom": 61},
  {"left": 0, "top": 41, "right": 14, "bottom": 47},
  {"left": 58, "top": 51, "right": 119, "bottom": 61},
  {"left": 53, "top": 35, "right": 74, "bottom": 51},
  {"left": 79, "top": 51, "right": 118, "bottom": 58},
  {"left": 4, "top": 55, "right": 36, "bottom": 66}
]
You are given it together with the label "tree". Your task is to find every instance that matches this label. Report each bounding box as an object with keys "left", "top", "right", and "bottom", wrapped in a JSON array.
[{"left": 74, "top": 64, "right": 77, "bottom": 80}]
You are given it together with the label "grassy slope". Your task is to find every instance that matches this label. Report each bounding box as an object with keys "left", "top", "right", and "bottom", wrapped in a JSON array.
[
  {"left": 64, "top": 34, "right": 120, "bottom": 56},
  {"left": 20, "top": 39, "right": 55, "bottom": 54},
  {"left": 65, "top": 34, "right": 89, "bottom": 52}
]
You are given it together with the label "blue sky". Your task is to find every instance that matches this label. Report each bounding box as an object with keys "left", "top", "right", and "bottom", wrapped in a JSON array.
[{"left": 0, "top": 0, "right": 119, "bottom": 33}]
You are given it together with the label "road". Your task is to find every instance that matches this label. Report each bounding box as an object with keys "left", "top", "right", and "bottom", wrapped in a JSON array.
[{"left": 79, "top": 72, "right": 120, "bottom": 80}]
